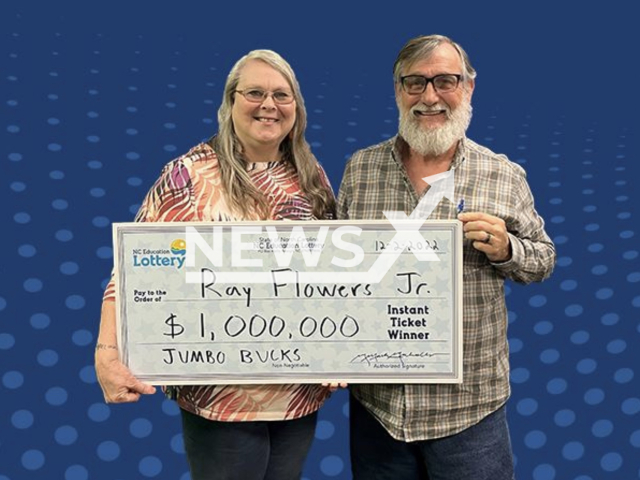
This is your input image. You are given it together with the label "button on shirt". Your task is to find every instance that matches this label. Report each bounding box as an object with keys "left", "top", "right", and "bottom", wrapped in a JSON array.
[{"left": 337, "top": 135, "right": 556, "bottom": 441}]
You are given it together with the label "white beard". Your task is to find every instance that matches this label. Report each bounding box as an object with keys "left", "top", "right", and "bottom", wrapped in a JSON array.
[{"left": 398, "top": 96, "right": 472, "bottom": 156}]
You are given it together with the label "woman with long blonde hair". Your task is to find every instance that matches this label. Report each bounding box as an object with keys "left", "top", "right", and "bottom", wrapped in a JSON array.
[{"left": 95, "top": 49, "right": 336, "bottom": 480}]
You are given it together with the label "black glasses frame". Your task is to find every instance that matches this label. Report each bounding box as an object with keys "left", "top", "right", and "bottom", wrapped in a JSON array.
[{"left": 399, "top": 74, "right": 462, "bottom": 95}]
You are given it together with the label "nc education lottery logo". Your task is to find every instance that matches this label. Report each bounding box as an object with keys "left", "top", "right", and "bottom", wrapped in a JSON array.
[
  {"left": 132, "top": 238, "right": 186, "bottom": 268},
  {"left": 184, "top": 171, "right": 454, "bottom": 285}
]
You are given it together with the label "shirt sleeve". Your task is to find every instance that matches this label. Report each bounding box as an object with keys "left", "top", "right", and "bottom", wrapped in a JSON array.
[
  {"left": 491, "top": 168, "right": 556, "bottom": 284},
  {"left": 102, "top": 160, "right": 193, "bottom": 301}
]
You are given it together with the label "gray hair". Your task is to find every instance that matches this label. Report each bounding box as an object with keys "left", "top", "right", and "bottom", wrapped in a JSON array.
[{"left": 393, "top": 35, "right": 477, "bottom": 84}]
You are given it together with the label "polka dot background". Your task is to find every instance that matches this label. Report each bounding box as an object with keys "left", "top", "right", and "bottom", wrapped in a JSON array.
[{"left": 1, "top": 5, "right": 638, "bottom": 480}]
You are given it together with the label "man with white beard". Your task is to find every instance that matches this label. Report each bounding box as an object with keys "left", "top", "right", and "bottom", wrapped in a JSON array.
[{"left": 337, "top": 35, "right": 556, "bottom": 479}]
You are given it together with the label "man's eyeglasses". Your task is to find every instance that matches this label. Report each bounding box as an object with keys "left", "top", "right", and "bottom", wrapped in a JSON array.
[
  {"left": 235, "top": 89, "right": 295, "bottom": 105},
  {"left": 399, "top": 74, "right": 462, "bottom": 95}
]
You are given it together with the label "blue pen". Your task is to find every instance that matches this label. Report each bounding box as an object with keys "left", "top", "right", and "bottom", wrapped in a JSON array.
[{"left": 456, "top": 198, "right": 465, "bottom": 214}]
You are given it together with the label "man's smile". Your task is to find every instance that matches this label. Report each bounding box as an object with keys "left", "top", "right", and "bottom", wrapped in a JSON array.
[{"left": 413, "top": 108, "right": 447, "bottom": 117}]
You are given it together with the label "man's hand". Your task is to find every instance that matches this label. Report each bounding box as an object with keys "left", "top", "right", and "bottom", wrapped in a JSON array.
[
  {"left": 95, "top": 345, "right": 156, "bottom": 403},
  {"left": 458, "top": 212, "right": 512, "bottom": 262}
]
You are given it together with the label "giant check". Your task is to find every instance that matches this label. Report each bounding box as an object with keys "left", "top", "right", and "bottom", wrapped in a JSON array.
[{"left": 113, "top": 220, "right": 463, "bottom": 384}]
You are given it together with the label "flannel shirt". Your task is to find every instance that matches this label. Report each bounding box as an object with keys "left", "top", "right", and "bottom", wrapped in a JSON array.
[{"left": 337, "top": 135, "right": 555, "bottom": 441}]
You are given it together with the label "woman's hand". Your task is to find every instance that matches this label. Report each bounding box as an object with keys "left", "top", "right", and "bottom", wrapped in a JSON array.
[
  {"left": 95, "top": 344, "right": 156, "bottom": 403},
  {"left": 322, "top": 382, "right": 349, "bottom": 393}
]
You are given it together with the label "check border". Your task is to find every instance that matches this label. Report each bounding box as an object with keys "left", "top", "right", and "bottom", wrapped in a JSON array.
[{"left": 113, "top": 220, "right": 463, "bottom": 384}]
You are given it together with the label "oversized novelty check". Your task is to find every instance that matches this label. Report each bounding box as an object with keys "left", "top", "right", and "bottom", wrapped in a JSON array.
[{"left": 113, "top": 220, "right": 462, "bottom": 384}]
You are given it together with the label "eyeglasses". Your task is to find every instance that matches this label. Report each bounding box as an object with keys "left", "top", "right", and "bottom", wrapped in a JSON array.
[
  {"left": 235, "top": 89, "right": 295, "bottom": 105},
  {"left": 399, "top": 74, "right": 462, "bottom": 95}
]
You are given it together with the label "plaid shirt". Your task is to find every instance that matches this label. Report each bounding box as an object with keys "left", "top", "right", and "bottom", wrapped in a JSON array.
[{"left": 337, "top": 135, "right": 556, "bottom": 441}]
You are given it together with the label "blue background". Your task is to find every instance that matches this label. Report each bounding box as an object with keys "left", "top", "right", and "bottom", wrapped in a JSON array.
[{"left": 1, "top": 2, "right": 638, "bottom": 479}]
